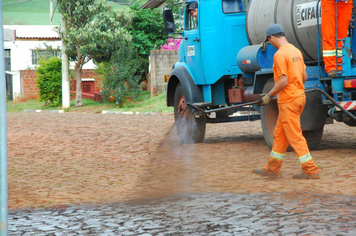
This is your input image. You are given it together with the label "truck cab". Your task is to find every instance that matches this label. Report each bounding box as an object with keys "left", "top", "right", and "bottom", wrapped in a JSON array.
[{"left": 164, "top": 0, "right": 256, "bottom": 143}]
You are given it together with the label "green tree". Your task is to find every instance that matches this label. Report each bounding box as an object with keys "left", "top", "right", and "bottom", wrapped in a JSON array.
[
  {"left": 98, "top": 38, "right": 141, "bottom": 106},
  {"left": 36, "top": 57, "right": 62, "bottom": 107},
  {"left": 128, "top": 3, "right": 167, "bottom": 78},
  {"left": 56, "top": 0, "right": 131, "bottom": 107}
]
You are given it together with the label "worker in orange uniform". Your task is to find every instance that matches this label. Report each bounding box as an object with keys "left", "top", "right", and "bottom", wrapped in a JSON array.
[
  {"left": 322, "top": 0, "right": 353, "bottom": 77},
  {"left": 253, "top": 24, "right": 320, "bottom": 179}
]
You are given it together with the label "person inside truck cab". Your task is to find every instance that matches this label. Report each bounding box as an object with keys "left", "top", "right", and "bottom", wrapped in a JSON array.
[
  {"left": 188, "top": 2, "right": 198, "bottom": 18},
  {"left": 188, "top": 2, "right": 198, "bottom": 19},
  {"left": 187, "top": 2, "right": 198, "bottom": 29}
]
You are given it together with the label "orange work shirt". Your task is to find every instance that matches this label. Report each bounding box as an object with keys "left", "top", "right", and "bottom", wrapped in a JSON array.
[{"left": 273, "top": 44, "right": 306, "bottom": 104}]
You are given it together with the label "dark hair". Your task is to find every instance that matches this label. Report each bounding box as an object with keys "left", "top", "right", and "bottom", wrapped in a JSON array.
[
  {"left": 188, "top": 2, "right": 198, "bottom": 10},
  {"left": 271, "top": 32, "right": 285, "bottom": 38}
]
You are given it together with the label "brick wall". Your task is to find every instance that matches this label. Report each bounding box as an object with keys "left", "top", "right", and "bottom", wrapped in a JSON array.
[
  {"left": 20, "top": 69, "right": 102, "bottom": 101},
  {"left": 150, "top": 50, "right": 178, "bottom": 96},
  {"left": 81, "top": 69, "right": 102, "bottom": 92},
  {"left": 21, "top": 70, "right": 38, "bottom": 101}
]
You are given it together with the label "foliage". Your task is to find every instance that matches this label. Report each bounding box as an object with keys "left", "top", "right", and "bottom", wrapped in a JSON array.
[
  {"left": 35, "top": 57, "right": 62, "bottom": 107},
  {"left": 128, "top": 3, "right": 167, "bottom": 76},
  {"left": 165, "top": 0, "right": 185, "bottom": 33},
  {"left": 56, "top": 0, "right": 132, "bottom": 107},
  {"left": 99, "top": 39, "right": 141, "bottom": 106},
  {"left": 116, "top": 92, "right": 173, "bottom": 113},
  {"left": 161, "top": 38, "right": 182, "bottom": 50},
  {"left": 57, "top": 0, "right": 131, "bottom": 64}
]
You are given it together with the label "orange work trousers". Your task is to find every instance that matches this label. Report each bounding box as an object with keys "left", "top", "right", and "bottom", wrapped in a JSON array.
[
  {"left": 321, "top": 0, "right": 353, "bottom": 73},
  {"left": 263, "top": 95, "right": 319, "bottom": 176}
]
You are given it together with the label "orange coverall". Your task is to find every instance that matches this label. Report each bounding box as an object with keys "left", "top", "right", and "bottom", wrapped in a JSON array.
[
  {"left": 321, "top": 0, "right": 353, "bottom": 73},
  {"left": 263, "top": 44, "right": 319, "bottom": 176}
]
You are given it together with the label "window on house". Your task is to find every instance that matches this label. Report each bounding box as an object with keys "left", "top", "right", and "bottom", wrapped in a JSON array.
[
  {"left": 4, "top": 49, "right": 10, "bottom": 59},
  {"left": 31, "top": 50, "right": 61, "bottom": 65}
]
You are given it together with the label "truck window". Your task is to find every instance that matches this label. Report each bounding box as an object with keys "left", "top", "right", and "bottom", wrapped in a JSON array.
[
  {"left": 222, "top": 0, "right": 249, "bottom": 13},
  {"left": 185, "top": 5, "right": 198, "bottom": 30}
]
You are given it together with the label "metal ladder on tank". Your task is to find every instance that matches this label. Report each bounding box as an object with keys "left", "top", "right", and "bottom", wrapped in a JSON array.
[{"left": 334, "top": 0, "right": 342, "bottom": 77}]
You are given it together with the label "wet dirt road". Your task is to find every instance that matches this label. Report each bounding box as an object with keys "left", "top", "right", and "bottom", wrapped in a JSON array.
[
  {"left": 9, "top": 192, "right": 356, "bottom": 235},
  {"left": 6, "top": 112, "right": 356, "bottom": 235}
]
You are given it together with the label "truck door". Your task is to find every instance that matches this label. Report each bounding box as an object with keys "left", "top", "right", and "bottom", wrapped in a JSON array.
[{"left": 183, "top": 1, "right": 205, "bottom": 85}]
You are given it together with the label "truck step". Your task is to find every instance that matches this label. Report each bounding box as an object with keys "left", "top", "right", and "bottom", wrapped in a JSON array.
[{"left": 190, "top": 102, "right": 213, "bottom": 107}]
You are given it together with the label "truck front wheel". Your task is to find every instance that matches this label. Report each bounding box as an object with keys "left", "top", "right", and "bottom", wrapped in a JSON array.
[{"left": 174, "top": 83, "right": 206, "bottom": 143}]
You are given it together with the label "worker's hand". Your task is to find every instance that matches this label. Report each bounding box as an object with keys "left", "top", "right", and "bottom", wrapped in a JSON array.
[{"left": 259, "top": 93, "right": 272, "bottom": 106}]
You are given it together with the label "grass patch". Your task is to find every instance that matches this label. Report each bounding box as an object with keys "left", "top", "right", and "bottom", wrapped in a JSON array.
[
  {"left": 4, "top": 12, "right": 62, "bottom": 25},
  {"left": 111, "top": 92, "right": 173, "bottom": 113},
  {"left": 3, "top": 0, "right": 129, "bottom": 25},
  {"left": 7, "top": 92, "right": 174, "bottom": 114}
]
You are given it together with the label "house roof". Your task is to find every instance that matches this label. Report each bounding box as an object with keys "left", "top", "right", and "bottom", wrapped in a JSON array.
[
  {"left": 3, "top": 25, "right": 60, "bottom": 40},
  {"left": 141, "top": 0, "right": 166, "bottom": 9}
]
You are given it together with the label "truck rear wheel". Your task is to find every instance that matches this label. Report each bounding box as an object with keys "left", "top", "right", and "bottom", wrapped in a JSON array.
[
  {"left": 302, "top": 128, "right": 324, "bottom": 150},
  {"left": 261, "top": 78, "right": 323, "bottom": 150},
  {"left": 261, "top": 78, "right": 277, "bottom": 149},
  {"left": 174, "top": 83, "right": 206, "bottom": 143}
]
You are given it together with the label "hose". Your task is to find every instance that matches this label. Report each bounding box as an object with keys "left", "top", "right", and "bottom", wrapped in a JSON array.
[
  {"left": 306, "top": 88, "right": 356, "bottom": 122},
  {"left": 186, "top": 88, "right": 356, "bottom": 122}
]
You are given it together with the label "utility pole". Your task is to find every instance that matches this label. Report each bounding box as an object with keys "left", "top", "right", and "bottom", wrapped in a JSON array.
[
  {"left": 61, "top": 15, "right": 70, "bottom": 109},
  {"left": 0, "top": 0, "right": 8, "bottom": 234},
  {"left": 50, "top": 0, "right": 53, "bottom": 25}
]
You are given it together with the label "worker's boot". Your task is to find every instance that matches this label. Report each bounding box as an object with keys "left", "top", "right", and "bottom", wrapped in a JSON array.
[
  {"left": 292, "top": 172, "right": 319, "bottom": 179},
  {"left": 328, "top": 70, "right": 337, "bottom": 78},
  {"left": 252, "top": 158, "right": 282, "bottom": 178},
  {"left": 252, "top": 169, "right": 278, "bottom": 178},
  {"left": 293, "top": 159, "right": 319, "bottom": 179}
]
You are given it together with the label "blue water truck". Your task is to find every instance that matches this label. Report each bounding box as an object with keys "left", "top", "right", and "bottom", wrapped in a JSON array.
[{"left": 163, "top": 0, "right": 356, "bottom": 149}]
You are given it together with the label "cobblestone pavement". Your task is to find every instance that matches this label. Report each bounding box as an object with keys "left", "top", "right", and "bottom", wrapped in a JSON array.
[
  {"left": 9, "top": 192, "right": 356, "bottom": 235},
  {"left": 7, "top": 113, "right": 356, "bottom": 235}
]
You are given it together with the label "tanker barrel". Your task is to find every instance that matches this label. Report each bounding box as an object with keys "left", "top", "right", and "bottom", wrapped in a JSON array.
[
  {"left": 237, "top": 44, "right": 277, "bottom": 72},
  {"left": 246, "top": 0, "right": 322, "bottom": 62}
]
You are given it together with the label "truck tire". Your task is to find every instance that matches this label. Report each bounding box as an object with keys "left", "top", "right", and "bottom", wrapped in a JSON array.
[
  {"left": 260, "top": 78, "right": 277, "bottom": 149},
  {"left": 174, "top": 83, "right": 206, "bottom": 143},
  {"left": 302, "top": 128, "right": 324, "bottom": 150},
  {"left": 344, "top": 119, "right": 356, "bottom": 126},
  {"left": 261, "top": 78, "right": 323, "bottom": 150}
]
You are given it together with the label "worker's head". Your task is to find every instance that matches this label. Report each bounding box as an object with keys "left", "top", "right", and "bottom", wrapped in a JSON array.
[
  {"left": 265, "top": 24, "right": 286, "bottom": 47},
  {"left": 188, "top": 2, "right": 198, "bottom": 19}
]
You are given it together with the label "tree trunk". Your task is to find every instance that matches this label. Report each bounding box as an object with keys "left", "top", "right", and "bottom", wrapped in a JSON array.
[
  {"left": 75, "top": 65, "right": 83, "bottom": 107},
  {"left": 140, "top": 59, "right": 151, "bottom": 86}
]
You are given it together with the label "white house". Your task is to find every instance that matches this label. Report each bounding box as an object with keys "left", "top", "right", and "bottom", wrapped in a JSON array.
[{"left": 4, "top": 25, "right": 97, "bottom": 101}]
